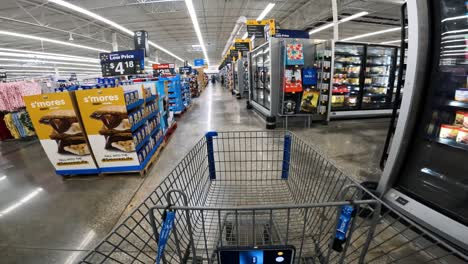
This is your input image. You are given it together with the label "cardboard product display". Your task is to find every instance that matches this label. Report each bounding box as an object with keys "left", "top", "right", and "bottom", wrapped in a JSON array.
[
  {"left": 23, "top": 92, "right": 99, "bottom": 175},
  {"left": 284, "top": 69, "right": 303, "bottom": 93},
  {"left": 300, "top": 89, "right": 320, "bottom": 112},
  {"left": 285, "top": 42, "right": 304, "bottom": 66},
  {"left": 75, "top": 87, "right": 141, "bottom": 172}
]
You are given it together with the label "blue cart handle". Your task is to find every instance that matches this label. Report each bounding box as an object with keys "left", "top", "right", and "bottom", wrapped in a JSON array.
[{"left": 156, "top": 210, "right": 176, "bottom": 264}]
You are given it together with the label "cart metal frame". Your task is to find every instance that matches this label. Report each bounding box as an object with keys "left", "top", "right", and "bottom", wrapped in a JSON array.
[{"left": 80, "top": 131, "right": 468, "bottom": 264}]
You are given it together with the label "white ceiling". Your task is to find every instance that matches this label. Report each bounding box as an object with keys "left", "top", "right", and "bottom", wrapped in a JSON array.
[{"left": 0, "top": 0, "right": 404, "bottom": 74}]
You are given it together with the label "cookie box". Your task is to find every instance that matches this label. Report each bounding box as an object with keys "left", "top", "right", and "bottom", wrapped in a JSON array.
[{"left": 439, "top": 124, "right": 459, "bottom": 140}]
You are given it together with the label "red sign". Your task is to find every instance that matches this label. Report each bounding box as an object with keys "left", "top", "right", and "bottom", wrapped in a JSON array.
[{"left": 152, "top": 63, "right": 175, "bottom": 69}]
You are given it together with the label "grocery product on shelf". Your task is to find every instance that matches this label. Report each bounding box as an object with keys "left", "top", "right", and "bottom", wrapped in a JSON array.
[{"left": 455, "top": 88, "right": 468, "bottom": 102}]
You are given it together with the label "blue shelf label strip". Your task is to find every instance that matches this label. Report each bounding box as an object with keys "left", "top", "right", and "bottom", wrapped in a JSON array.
[
  {"left": 282, "top": 134, "right": 292, "bottom": 179},
  {"left": 205, "top": 131, "right": 218, "bottom": 180}
]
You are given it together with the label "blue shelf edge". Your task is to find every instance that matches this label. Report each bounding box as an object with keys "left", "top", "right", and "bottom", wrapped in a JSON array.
[
  {"left": 131, "top": 118, "right": 147, "bottom": 132},
  {"left": 150, "top": 124, "right": 161, "bottom": 137},
  {"left": 147, "top": 110, "right": 159, "bottom": 120},
  {"left": 138, "top": 137, "right": 164, "bottom": 170},
  {"left": 145, "top": 95, "right": 157, "bottom": 103},
  {"left": 57, "top": 168, "right": 100, "bottom": 176},
  {"left": 135, "top": 134, "right": 150, "bottom": 152},
  {"left": 127, "top": 99, "right": 144, "bottom": 111}
]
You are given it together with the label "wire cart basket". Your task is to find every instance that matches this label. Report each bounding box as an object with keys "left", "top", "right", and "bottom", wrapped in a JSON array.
[{"left": 80, "top": 131, "right": 468, "bottom": 264}]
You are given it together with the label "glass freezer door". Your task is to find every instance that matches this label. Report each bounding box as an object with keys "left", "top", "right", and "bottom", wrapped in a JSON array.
[
  {"left": 263, "top": 46, "right": 271, "bottom": 110},
  {"left": 332, "top": 43, "right": 365, "bottom": 110},
  {"left": 396, "top": 0, "right": 468, "bottom": 226},
  {"left": 362, "top": 46, "right": 396, "bottom": 109},
  {"left": 251, "top": 51, "right": 258, "bottom": 102}
]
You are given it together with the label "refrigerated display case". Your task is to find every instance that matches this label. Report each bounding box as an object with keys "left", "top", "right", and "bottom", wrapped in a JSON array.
[
  {"left": 331, "top": 42, "right": 398, "bottom": 117},
  {"left": 248, "top": 40, "right": 280, "bottom": 129},
  {"left": 332, "top": 43, "right": 365, "bottom": 110},
  {"left": 233, "top": 58, "right": 249, "bottom": 99},
  {"left": 378, "top": 0, "right": 468, "bottom": 252},
  {"left": 363, "top": 45, "right": 397, "bottom": 109}
]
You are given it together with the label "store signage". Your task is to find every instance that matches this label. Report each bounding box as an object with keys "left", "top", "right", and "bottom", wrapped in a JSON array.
[
  {"left": 134, "top": 30, "right": 150, "bottom": 57},
  {"left": 153, "top": 63, "right": 176, "bottom": 77},
  {"left": 246, "top": 20, "right": 268, "bottom": 38},
  {"left": 229, "top": 49, "right": 239, "bottom": 60},
  {"left": 69, "top": 73, "right": 77, "bottom": 81},
  {"left": 100, "top": 49, "right": 145, "bottom": 77},
  {"left": 0, "top": 68, "right": 6, "bottom": 80},
  {"left": 194, "top": 58, "right": 205, "bottom": 67},
  {"left": 179, "top": 66, "right": 192, "bottom": 74},
  {"left": 23, "top": 92, "right": 99, "bottom": 175},
  {"left": 234, "top": 39, "right": 251, "bottom": 52},
  {"left": 274, "top": 29, "right": 309, "bottom": 39},
  {"left": 75, "top": 87, "right": 141, "bottom": 171}
]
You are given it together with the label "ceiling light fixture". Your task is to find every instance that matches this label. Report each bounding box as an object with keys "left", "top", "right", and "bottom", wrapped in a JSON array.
[
  {"left": 309, "top": 11, "right": 369, "bottom": 35},
  {"left": 185, "top": 0, "right": 210, "bottom": 65},
  {"left": 341, "top": 27, "right": 401, "bottom": 41},
  {"left": 257, "top": 3, "right": 276, "bottom": 21},
  {"left": 48, "top": 0, "right": 185, "bottom": 62},
  {"left": 380, "top": 39, "right": 408, "bottom": 44},
  {"left": 0, "top": 30, "right": 108, "bottom": 52},
  {"left": 241, "top": 32, "right": 248, "bottom": 40},
  {"left": 0, "top": 58, "right": 99, "bottom": 67},
  {"left": 0, "top": 48, "right": 100, "bottom": 61},
  {"left": 0, "top": 52, "right": 99, "bottom": 63}
]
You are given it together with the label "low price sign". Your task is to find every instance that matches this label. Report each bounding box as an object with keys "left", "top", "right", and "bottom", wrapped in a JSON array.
[
  {"left": 153, "top": 63, "right": 176, "bottom": 77},
  {"left": 100, "top": 49, "right": 145, "bottom": 77}
]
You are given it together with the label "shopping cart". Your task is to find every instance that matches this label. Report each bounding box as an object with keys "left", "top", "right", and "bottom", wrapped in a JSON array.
[{"left": 79, "top": 131, "right": 467, "bottom": 264}]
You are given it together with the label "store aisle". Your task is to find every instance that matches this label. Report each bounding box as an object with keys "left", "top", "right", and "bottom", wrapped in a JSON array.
[{"left": 0, "top": 82, "right": 388, "bottom": 263}]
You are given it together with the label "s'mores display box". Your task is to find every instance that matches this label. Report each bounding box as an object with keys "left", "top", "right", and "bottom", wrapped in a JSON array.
[
  {"left": 23, "top": 92, "right": 99, "bottom": 175},
  {"left": 75, "top": 86, "right": 163, "bottom": 173}
]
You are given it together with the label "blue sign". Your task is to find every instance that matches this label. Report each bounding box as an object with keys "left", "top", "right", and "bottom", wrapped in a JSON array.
[
  {"left": 194, "top": 58, "right": 205, "bottom": 67},
  {"left": 274, "top": 29, "right": 309, "bottom": 39},
  {"left": 302, "top": 68, "right": 317, "bottom": 85}
]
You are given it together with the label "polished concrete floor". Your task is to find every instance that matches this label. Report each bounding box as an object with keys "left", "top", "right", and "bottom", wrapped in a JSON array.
[{"left": 0, "top": 83, "right": 389, "bottom": 263}]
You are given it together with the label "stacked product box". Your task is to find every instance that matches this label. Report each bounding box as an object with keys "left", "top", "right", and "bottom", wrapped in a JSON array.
[{"left": 74, "top": 83, "right": 163, "bottom": 173}]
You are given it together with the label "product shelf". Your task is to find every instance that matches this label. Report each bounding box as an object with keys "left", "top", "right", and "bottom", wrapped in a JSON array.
[
  {"left": 432, "top": 137, "right": 468, "bottom": 151},
  {"left": 127, "top": 99, "right": 144, "bottom": 111},
  {"left": 444, "top": 100, "right": 468, "bottom": 110},
  {"left": 131, "top": 117, "right": 147, "bottom": 132}
]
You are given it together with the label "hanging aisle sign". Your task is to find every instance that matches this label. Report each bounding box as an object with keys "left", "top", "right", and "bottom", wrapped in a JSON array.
[
  {"left": 179, "top": 66, "right": 192, "bottom": 74},
  {"left": 274, "top": 29, "right": 309, "bottom": 39},
  {"left": 100, "top": 49, "right": 145, "bottom": 77},
  {"left": 246, "top": 19, "right": 276, "bottom": 39},
  {"left": 194, "top": 59, "right": 205, "bottom": 67},
  {"left": 134, "top": 31, "right": 150, "bottom": 57},
  {"left": 234, "top": 39, "right": 251, "bottom": 52},
  {"left": 153, "top": 63, "right": 176, "bottom": 77}
]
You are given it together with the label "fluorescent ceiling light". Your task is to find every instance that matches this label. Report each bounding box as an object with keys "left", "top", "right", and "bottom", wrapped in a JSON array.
[
  {"left": 257, "top": 3, "right": 275, "bottom": 21},
  {"left": 339, "top": 11, "right": 369, "bottom": 23},
  {"left": 0, "top": 52, "right": 99, "bottom": 63},
  {"left": 0, "top": 30, "right": 108, "bottom": 53},
  {"left": 0, "top": 48, "right": 99, "bottom": 61},
  {"left": 309, "top": 23, "right": 334, "bottom": 35},
  {"left": 191, "top": 44, "right": 202, "bottom": 47},
  {"left": 0, "top": 58, "right": 99, "bottom": 67},
  {"left": 341, "top": 27, "right": 401, "bottom": 41},
  {"left": 185, "top": 0, "right": 209, "bottom": 65},
  {"left": 48, "top": 0, "right": 185, "bottom": 62},
  {"left": 0, "top": 64, "right": 100, "bottom": 70},
  {"left": 48, "top": 0, "right": 133, "bottom": 35},
  {"left": 241, "top": 32, "right": 248, "bottom": 40},
  {"left": 380, "top": 39, "right": 408, "bottom": 44},
  {"left": 0, "top": 175, "right": 6, "bottom": 182},
  {"left": 309, "top": 11, "right": 368, "bottom": 35}
]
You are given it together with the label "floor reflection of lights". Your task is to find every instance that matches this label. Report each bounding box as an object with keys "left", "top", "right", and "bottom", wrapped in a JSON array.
[
  {"left": 64, "top": 230, "right": 96, "bottom": 264},
  {"left": 0, "top": 187, "right": 43, "bottom": 217}
]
